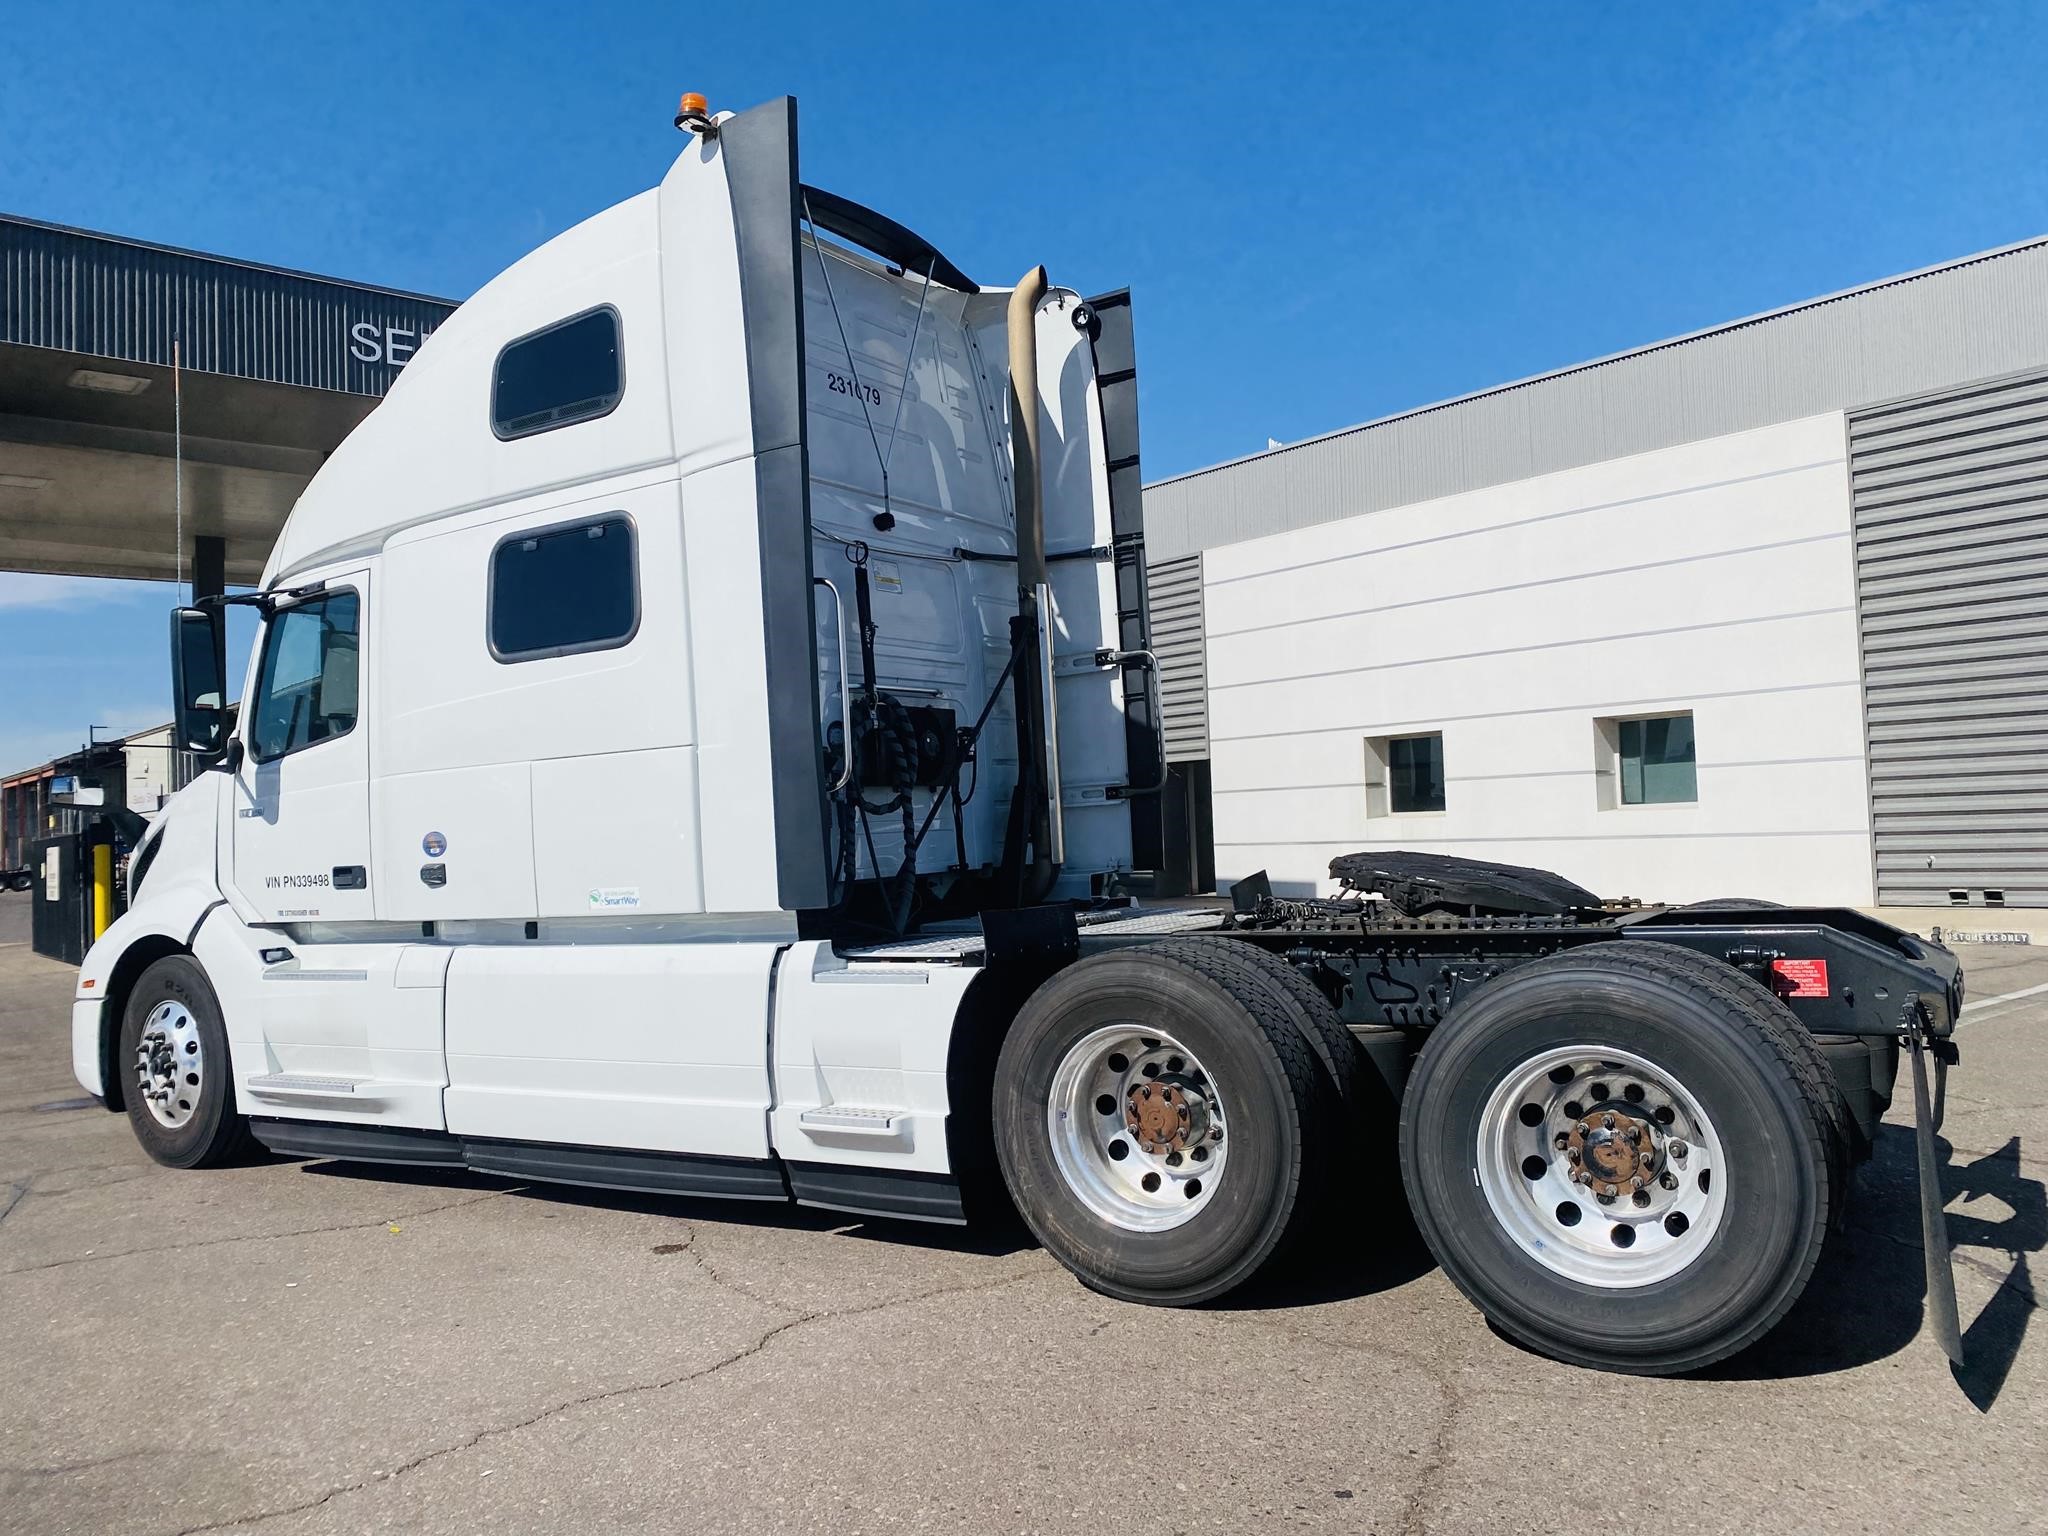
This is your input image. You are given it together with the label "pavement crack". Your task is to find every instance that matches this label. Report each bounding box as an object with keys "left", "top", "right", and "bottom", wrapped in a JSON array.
[
  {"left": 0, "top": 1446, "right": 162, "bottom": 1479},
  {"left": 0, "top": 1188, "right": 520, "bottom": 1277},
  {"left": 653, "top": 1225, "right": 803, "bottom": 1315},
  {"left": 1395, "top": 1359, "right": 1466, "bottom": 1536},
  {"left": 166, "top": 1264, "right": 1050, "bottom": 1535},
  {"left": 0, "top": 1181, "right": 25, "bottom": 1230}
]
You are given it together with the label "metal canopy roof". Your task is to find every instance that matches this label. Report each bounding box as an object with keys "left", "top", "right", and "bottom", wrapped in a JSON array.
[{"left": 0, "top": 214, "right": 457, "bottom": 585}]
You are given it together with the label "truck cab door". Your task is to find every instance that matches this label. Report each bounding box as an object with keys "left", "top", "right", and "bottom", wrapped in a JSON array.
[{"left": 230, "top": 573, "right": 375, "bottom": 924}]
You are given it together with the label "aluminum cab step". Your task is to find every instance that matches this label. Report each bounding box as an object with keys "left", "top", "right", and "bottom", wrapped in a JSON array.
[
  {"left": 245, "top": 1073, "right": 366, "bottom": 1100},
  {"left": 798, "top": 1106, "right": 901, "bottom": 1135}
]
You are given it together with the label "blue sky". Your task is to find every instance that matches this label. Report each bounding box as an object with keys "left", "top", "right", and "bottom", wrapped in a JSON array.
[{"left": 4, "top": 0, "right": 2048, "bottom": 772}]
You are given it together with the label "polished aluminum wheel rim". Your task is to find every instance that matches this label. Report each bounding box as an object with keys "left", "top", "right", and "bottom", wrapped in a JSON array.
[
  {"left": 134, "top": 1000, "right": 204, "bottom": 1130},
  {"left": 1047, "top": 1024, "right": 1226, "bottom": 1232},
  {"left": 1476, "top": 1044, "right": 1726, "bottom": 1288}
]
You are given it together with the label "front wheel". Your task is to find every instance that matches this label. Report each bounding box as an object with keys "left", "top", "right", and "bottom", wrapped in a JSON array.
[
  {"left": 1400, "top": 941, "right": 1843, "bottom": 1374},
  {"left": 119, "top": 954, "right": 259, "bottom": 1169}
]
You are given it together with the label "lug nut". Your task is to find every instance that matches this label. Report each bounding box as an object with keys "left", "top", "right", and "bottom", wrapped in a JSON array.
[
  {"left": 1669, "top": 1139, "right": 1689, "bottom": 1159},
  {"left": 1569, "top": 1170, "right": 1584, "bottom": 1184},
  {"left": 1603, "top": 1183, "right": 1619, "bottom": 1198}
]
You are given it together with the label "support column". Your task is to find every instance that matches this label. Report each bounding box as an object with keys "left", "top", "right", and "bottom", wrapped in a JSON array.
[
  {"left": 191, "top": 534, "right": 226, "bottom": 603},
  {"left": 192, "top": 534, "right": 228, "bottom": 710}
]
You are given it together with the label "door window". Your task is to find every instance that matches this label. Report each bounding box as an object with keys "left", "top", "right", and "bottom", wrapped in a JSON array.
[{"left": 249, "top": 592, "right": 360, "bottom": 762}]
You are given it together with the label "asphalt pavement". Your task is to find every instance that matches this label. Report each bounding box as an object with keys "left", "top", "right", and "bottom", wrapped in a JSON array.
[{"left": 1, "top": 889, "right": 2042, "bottom": 1534}]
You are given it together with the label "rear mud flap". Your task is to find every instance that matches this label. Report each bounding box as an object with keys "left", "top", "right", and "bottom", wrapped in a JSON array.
[{"left": 1907, "top": 1034, "right": 1965, "bottom": 1366}]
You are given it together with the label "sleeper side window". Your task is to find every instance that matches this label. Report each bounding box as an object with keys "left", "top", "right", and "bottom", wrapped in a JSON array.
[
  {"left": 489, "top": 514, "right": 639, "bottom": 662},
  {"left": 249, "top": 592, "right": 360, "bottom": 763},
  {"left": 491, "top": 306, "right": 623, "bottom": 440}
]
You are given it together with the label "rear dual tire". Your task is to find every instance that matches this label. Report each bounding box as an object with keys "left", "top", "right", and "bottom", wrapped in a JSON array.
[
  {"left": 1399, "top": 941, "right": 1846, "bottom": 1374},
  {"left": 992, "top": 938, "right": 1356, "bottom": 1306}
]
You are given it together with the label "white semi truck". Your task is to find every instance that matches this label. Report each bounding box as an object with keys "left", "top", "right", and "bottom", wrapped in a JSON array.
[{"left": 73, "top": 93, "right": 1971, "bottom": 1375}]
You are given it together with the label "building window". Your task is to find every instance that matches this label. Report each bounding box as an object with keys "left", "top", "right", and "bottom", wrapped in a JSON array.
[
  {"left": 1617, "top": 712, "right": 1697, "bottom": 805},
  {"left": 489, "top": 514, "right": 639, "bottom": 662},
  {"left": 249, "top": 592, "right": 359, "bottom": 763},
  {"left": 491, "top": 306, "right": 623, "bottom": 440},
  {"left": 1389, "top": 733, "right": 1447, "bottom": 813},
  {"left": 1366, "top": 731, "right": 1446, "bottom": 816}
]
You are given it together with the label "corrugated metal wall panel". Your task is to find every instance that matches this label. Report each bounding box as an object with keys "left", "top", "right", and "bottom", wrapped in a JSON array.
[
  {"left": 2, "top": 215, "right": 456, "bottom": 397},
  {"left": 1852, "top": 364, "right": 2048, "bottom": 906},
  {"left": 1147, "top": 553, "right": 1209, "bottom": 761},
  {"left": 1146, "top": 238, "right": 2048, "bottom": 561}
]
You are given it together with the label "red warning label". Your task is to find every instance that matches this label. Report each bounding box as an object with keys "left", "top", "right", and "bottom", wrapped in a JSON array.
[{"left": 1771, "top": 958, "right": 1830, "bottom": 998}]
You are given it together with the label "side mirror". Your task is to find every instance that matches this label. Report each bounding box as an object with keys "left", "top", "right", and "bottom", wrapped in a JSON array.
[{"left": 170, "top": 606, "right": 228, "bottom": 757}]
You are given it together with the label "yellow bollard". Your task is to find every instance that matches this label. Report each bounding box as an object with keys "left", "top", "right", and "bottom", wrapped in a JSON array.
[{"left": 92, "top": 842, "right": 114, "bottom": 940}]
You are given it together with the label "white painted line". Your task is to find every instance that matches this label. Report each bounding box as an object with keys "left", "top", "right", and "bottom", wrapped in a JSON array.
[
  {"left": 1954, "top": 978, "right": 2048, "bottom": 1030},
  {"left": 1960, "top": 979, "right": 2048, "bottom": 1015}
]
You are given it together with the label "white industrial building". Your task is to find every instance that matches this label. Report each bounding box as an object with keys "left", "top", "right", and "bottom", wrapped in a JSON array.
[{"left": 1143, "top": 237, "right": 2048, "bottom": 909}]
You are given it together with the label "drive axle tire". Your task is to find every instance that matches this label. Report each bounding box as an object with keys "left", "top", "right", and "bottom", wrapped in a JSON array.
[
  {"left": 1399, "top": 941, "right": 1842, "bottom": 1375},
  {"left": 993, "top": 938, "right": 1337, "bottom": 1305},
  {"left": 119, "top": 955, "right": 259, "bottom": 1169}
]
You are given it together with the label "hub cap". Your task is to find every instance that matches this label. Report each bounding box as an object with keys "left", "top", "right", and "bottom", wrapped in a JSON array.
[
  {"left": 1048, "top": 1025, "right": 1226, "bottom": 1231},
  {"left": 133, "top": 1000, "right": 204, "bottom": 1130},
  {"left": 1475, "top": 1045, "right": 1726, "bottom": 1287}
]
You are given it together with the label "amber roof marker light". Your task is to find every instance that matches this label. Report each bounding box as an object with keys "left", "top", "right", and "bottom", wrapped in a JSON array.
[{"left": 674, "top": 92, "right": 715, "bottom": 136}]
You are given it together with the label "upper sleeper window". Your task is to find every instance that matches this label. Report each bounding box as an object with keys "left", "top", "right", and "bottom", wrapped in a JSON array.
[
  {"left": 490, "top": 515, "right": 639, "bottom": 662},
  {"left": 491, "top": 306, "right": 623, "bottom": 439}
]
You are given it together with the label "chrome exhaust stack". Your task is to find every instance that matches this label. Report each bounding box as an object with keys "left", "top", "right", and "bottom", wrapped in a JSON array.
[{"left": 1006, "top": 266, "right": 1062, "bottom": 899}]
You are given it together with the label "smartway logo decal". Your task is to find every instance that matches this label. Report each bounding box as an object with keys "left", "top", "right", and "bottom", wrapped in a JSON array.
[{"left": 587, "top": 887, "right": 642, "bottom": 911}]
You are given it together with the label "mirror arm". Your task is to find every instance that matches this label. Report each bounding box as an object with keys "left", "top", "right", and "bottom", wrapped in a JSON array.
[{"left": 209, "top": 737, "right": 244, "bottom": 774}]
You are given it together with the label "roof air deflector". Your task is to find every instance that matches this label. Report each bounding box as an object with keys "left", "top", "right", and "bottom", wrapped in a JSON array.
[{"left": 798, "top": 185, "right": 978, "bottom": 294}]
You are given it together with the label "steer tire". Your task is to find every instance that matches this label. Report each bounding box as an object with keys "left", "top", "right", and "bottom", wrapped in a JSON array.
[
  {"left": 1400, "top": 940, "right": 1843, "bottom": 1375},
  {"left": 993, "top": 938, "right": 1336, "bottom": 1305},
  {"left": 118, "top": 955, "right": 259, "bottom": 1169}
]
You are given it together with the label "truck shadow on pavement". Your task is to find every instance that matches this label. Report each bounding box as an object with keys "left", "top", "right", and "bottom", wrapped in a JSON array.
[
  {"left": 291, "top": 1158, "right": 1440, "bottom": 1297},
  {"left": 295, "top": 1158, "right": 1043, "bottom": 1258},
  {"left": 292, "top": 1126, "right": 2039, "bottom": 1396},
  {"left": 1705, "top": 1125, "right": 2042, "bottom": 1407}
]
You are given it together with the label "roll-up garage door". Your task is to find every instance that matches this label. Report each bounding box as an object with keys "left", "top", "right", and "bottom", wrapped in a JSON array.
[
  {"left": 1147, "top": 553, "right": 1209, "bottom": 763},
  {"left": 1851, "top": 365, "right": 2048, "bottom": 906}
]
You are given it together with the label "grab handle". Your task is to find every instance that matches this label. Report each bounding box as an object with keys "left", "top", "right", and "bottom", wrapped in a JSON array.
[{"left": 814, "top": 576, "right": 852, "bottom": 793}]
